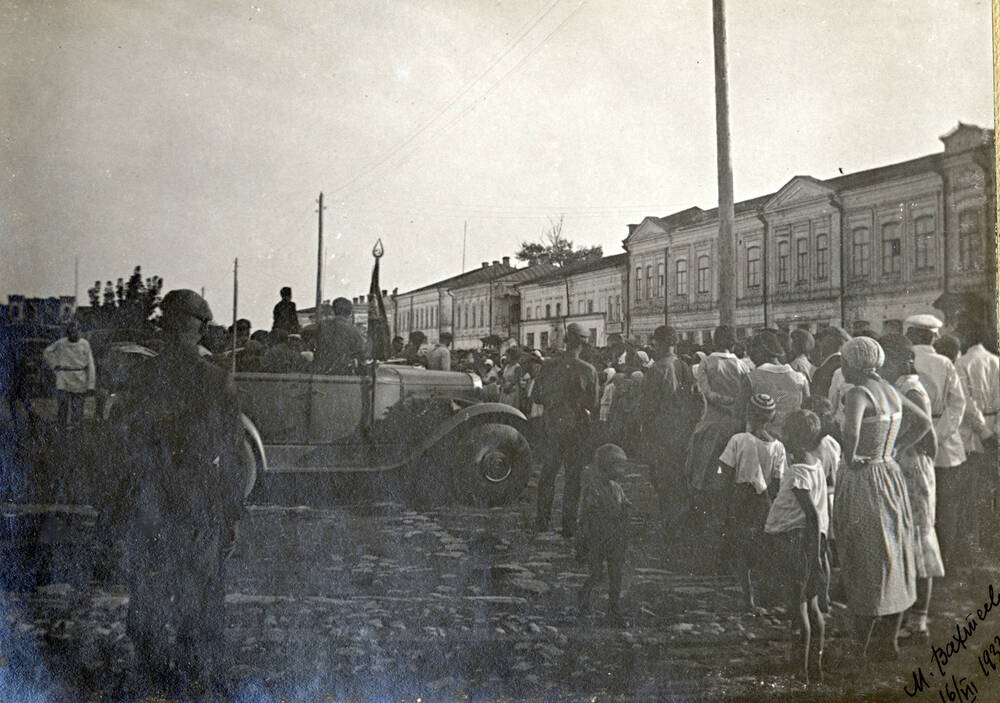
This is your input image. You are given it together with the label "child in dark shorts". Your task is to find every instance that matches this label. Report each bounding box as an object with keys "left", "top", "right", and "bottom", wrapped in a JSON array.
[
  {"left": 717, "top": 393, "right": 786, "bottom": 613},
  {"left": 576, "top": 443, "right": 631, "bottom": 625},
  {"left": 764, "top": 409, "right": 830, "bottom": 686}
]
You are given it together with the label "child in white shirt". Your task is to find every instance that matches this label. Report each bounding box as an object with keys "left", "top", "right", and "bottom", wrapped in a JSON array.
[
  {"left": 764, "top": 409, "right": 829, "bottom": 686},
  {"left": 718, "top": 393, "right": 786, "bottom": 613}
]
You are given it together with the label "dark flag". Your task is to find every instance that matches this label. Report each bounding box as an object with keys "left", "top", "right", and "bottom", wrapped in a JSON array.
[{"left": 368, "top": 241, "right": 391, "bottom": 361}]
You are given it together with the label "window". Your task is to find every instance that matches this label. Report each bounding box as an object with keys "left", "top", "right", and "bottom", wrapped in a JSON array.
[
  {"left": 675, "top": 259, "right": 688, "bottom": 296},
  {"left": 635, "top": 267, "right": 642, "bottom": 300},
  {"left": 959, "top": 209, "right": 983, "bottom": 271},
  {"left": 431, "top": 307, "right": 436, "bottom": 327},
  {"left": 816, "top": 234, "right": 829, "bottom": 280},
  {"left": 914, "top": 215, "right": 935, "bottom": 272},
  {"left": 746, "top": 245, "right": 761, "bottom": 288},
  {"left": 463, "top": 306, "right": 468, "bottom": 329},
  {"left": 881, "top": 222, "right": 901, "bottom": 277},
  {"left": 480, "top": 303, "right": 485, "bottom": 327},
  {"left": 607, "top": 295, "right": 614, "bottom": 321},
  {"left": 555, "top": 302, "right": 561, "bottom": 317},
  {"left": 645, "top": 265, "right": 652, "bottom": 298},
  {"left": 524, "top": 307, "right": 530, "bottom": 320},
  {"left": 540, "top": 331, "right": 549, "bottom": 349},
  {"left": 796, "top": 239, "right": 809, "bottom": 282},
  {"left": 657, "top": 263, "right": 665, "bottom": 296},
  {"left": 545, "top": 304, "right": 551, "bottom": 318},
  {"left": 471, "top": 306, "right": 476, "bottom": 327},
  {"left": 697, "top": 255, "right": 709, "bottom": 294},
  {"left": 589, "top": 328, "right": 597, "bottom": 346},
  {"left": 852, "top": 227, "right": 870, "bottom": 277},
  {"left": 587, "top": 299, "right": 594, "bottom": 313},
  {"left": 777, "top": 240, "right": 790, "bottom": 284},
  {"left": 535, "top": 305, "right": 541, "bottom": 319},
  {"left": 526, "top": 332, "right": 534, "bottom": 348}
]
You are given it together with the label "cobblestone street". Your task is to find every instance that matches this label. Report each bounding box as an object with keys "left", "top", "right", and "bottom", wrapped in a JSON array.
[{"left": 3, "top": 440, "right": 997, "bottom": 702}]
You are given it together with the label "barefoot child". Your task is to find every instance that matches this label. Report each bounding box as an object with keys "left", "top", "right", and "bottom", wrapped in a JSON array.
[
  {"left": 576, "top": 443, "right": 631, "bottom": 624},
  {"left": 764, "top": 410, "right": 830, "bottom": 685},
  {"left": 717, "top": 393, "right": 786, "bottom": 612}
]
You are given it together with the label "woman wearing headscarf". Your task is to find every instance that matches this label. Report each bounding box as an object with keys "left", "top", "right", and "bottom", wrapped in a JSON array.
[
  {"left": 880, "top": 333, "right": 943, "bottom": 642},
  {"left": 832, "top": 337, "right": 932, "bottom": 662}
]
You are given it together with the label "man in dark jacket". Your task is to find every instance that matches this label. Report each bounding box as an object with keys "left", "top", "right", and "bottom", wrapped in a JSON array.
[
  {"left": 271, "top": 286, "right": 301, "bottom": 334},
  {"left": 811, "top": 326, "right": 850, "bottom": 400},
  {"left": 533, "top": 322, "right": 599, "bottom": 536},
  {"left": 114, "top": 289, "right": 245, "bottom": 694}
]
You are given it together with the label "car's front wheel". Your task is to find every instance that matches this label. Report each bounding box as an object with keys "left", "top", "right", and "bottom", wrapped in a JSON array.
[{"left": 452, "top": 421, "right": 532, "bottom": 506}]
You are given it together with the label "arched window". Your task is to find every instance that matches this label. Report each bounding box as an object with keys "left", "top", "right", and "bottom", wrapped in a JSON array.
[
  {"left": 675, "top": 259, "right": 688, "bottom": 296},
  {"left": 777, "top": 240, "right": 790, "bottom": 284},
  {"left": 635, "top": 267, "right": 642, "bottom": 300},
  {"left": 645, "top": 265, "right": 652, "bottom": 298},
  {"left": 796, "top": 239, "right": 809, "bottom": 282},
  {"left": 657, "top": 262, "right": 665, "bottom": 296}
]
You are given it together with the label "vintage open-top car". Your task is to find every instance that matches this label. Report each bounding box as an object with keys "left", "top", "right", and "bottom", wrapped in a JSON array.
[{"left": 236, "top": 363, "right": 534, "bottom": 506}]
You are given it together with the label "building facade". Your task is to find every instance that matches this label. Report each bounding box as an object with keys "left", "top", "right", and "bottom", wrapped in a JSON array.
[
  {"left": 518, "top": 254, "right": 627, "bottom": 351},
  {"left": 623, "top": 123, "right": 996, "bottom": 343}
]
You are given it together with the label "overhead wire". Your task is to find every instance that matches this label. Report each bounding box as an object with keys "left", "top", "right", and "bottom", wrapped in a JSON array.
[{"left": 327, "top": 0, "right": 569, "bottom": 199}]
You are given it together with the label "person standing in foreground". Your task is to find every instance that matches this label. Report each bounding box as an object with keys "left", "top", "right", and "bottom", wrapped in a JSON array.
[
  {"left": 832, "top": 336, "right": 930, "bottom": 663},
  {"left": 576, "top": 443, "right": 632, "bottom": 625},
  {"left": 114, "top": 289, "right": 245, "bottom": 694},
  {"left": 314, "top": 297, "right": 367, "bottom": 375},
  {"left": 763, "top": 410, "right": 828, "bottom": 686},
  {"left": 905, "top": 314, "right": 966, "bottom": 567},
  {"left": 533, "top": 322, "right": 599, "bottom": 536},
  {"left": 42, "top": 321, "right": 96, "bottom": 428}
]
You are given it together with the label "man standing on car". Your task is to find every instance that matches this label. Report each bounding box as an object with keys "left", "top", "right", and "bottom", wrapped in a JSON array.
[
  {"left": 534, "top": 322, "right": 599, "bottom": 537},
  {"left": 42, "top": 320, "right": 96, "bottom": 428},
  {"left": 426, "top": 332, "right": 452, "bottom": 371},
  {"left": 113, "top": 289, "right": 245, "bottom": 695}
]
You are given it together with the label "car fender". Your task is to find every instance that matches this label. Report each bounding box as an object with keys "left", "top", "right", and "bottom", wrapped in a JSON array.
[{"left": 414, "top": 402, "right": 529, "bottom": 456}]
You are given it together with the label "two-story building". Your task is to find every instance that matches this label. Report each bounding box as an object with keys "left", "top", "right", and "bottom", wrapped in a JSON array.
[
  {"left": 451, "top": 259, "right": 557, "bottom": 349},
  {"left": 623, "top": 122, "right": 996, "bottom": 343},
  {"left": 518, "top": 254, "right": 627, "bottom": 350},
  {"left": 391, "top": 260, "right": 515, "bottom": 346}
]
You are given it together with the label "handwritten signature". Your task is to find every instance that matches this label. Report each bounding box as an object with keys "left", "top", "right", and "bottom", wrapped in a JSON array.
[{"left": 904, "top": 583, "right": 1000, "bottom": 701}]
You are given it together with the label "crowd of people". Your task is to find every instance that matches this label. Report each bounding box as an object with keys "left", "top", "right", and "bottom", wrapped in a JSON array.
[{"left": 511, "top": 315, "right": 998, "bottom": 685}]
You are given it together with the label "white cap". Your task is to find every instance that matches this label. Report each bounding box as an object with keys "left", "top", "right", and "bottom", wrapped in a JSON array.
[{"left": 904, "top": 314, "right": 943, "bottom": 333}]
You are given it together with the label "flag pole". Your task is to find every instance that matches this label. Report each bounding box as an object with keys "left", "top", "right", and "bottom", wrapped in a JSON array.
[{"left": 368, "top": 239, "right": 385, "bottom": 430}]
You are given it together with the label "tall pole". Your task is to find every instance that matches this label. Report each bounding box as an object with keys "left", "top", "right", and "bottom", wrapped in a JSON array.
[
  {"left": 232, "top": 258, "right": 238, "bottom": 376},
  {"left": 316, "top": 192, "right": 325, "bottom": 324},
  {"left": 713, "top": 0, "right": 736, "bottom": 327},
  {"left": 462, "top": 220, "right": 467, "bottom": 273},
  {"left": 73, "top": 256, "right": 79, "bottom": 313}
]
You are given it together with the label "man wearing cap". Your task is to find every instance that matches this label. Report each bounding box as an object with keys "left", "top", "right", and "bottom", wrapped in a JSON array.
[
  {"left": 533, "top": 322, "right": 599, "bottom": 536},
  {"left": 906, "top": 314, "right": 967, "bottom": 566},
  {"left": 113, "top": 289, "right": 245, "bottom": 692},
  {"left": 42, "top": 321, "right": 96, "bottom": 428},
  {"left": 314, "top": 297, "right": 367, "bottom": 375}
]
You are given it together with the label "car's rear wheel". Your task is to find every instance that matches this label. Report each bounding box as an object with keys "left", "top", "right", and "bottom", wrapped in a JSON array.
[{"left": 452, "top": 422, "right": 532, "bottom": 506}]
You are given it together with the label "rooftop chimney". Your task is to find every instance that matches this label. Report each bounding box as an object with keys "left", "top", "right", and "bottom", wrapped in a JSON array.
[
  {"left": 502, "top": 256, "right": 510, "bottom": 267},
  {"left": 482, "top": 261, "right": 489, "bottom": 269},
  {"left": 492, "top": 260, "right": 499, "bottom": 266}
]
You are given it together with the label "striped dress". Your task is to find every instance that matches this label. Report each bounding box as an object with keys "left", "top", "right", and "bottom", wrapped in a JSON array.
[{"left": 833, "top": 383, "right": 917, "bottom": 616}]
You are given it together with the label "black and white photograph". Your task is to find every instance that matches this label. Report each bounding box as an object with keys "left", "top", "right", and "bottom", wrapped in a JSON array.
[{"left": 1, "top": 1, "right": 997, "bottom": 700}]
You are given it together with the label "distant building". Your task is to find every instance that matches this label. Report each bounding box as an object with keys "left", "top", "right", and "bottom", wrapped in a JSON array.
[
  {"left": 450, "top": 258, "right": 558, "bottom": 349},
  {"left": 518, "top": 254, "right": 627, "bottom": 350},
  {"left": 1, "top": 295, "right": 76, "bottom": 328},
  {"left": 623, "top": 122, "right": 996, "bottom": 344}
]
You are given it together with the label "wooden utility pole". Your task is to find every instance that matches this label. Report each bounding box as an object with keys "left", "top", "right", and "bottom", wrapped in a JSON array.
[
  {"left": 713, "top": 0, "right": 736, "bottom": 327},
  {"left": 316, "top": 192, "right": 325, "bottom": 324},
  {"left": 232, "top": 258, "right": 238, "bottom": 376},
  {"left": 462, "top": 220, "right": 467, "bottom": 273}
]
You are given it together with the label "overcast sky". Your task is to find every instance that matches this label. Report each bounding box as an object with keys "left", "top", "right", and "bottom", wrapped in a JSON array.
[{"left": 1, "top": 0, "right": 993, "bottom": 327}]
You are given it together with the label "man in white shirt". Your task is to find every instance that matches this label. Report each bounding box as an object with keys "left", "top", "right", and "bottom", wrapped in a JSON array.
[
  {"left": 955, "top": 321, "right": 1000, "bottom": 558},
  {"left": 906, "top": 314, "right": 967, "bottom": 566},
  {"left": 42, "top": 321, "right": 96, "bottom": 428}
]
